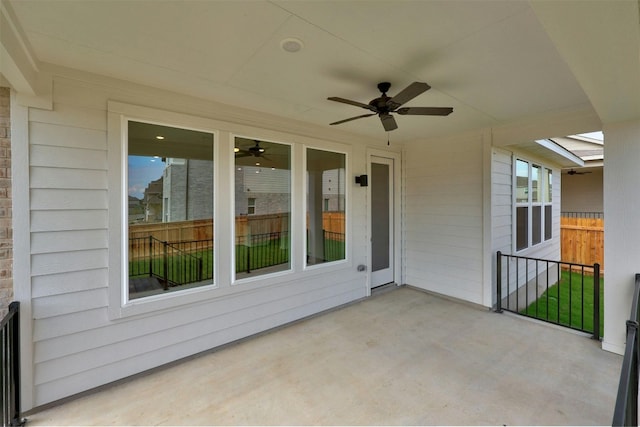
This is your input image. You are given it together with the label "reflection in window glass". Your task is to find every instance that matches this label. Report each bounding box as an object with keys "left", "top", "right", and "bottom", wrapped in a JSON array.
[
  {"left": 127, "top": 121, "right": 214, "bottom": 301},
  {"left": 234, "top": 138, "right": 291, "bottom": 278},
  {"left": 544, "top": 205, "right": 552, "bottom": 241},
  {"left": 307, "top": 148, "right": 346, "bottom": 265},
  {"left": 516, "top": 159, "right": 529, "bottom": 203},
  {"left": 532, "top": 205, "right": 542, "bottom": 245},
  {"left": 516, "top": 206, "right": 528, "bottom": 251},
  {"left": 545, "top": 168, "right": 552, "bottom": 203},
  {"left": 532, "top": 165, "right": 541, "bottom": 202}
]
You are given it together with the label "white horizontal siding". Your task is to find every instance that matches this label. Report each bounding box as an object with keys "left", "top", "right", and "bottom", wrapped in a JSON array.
[
  {"left": 32, "top": 269, "right": 107, "bottom": 298},
  {"left": 31, "top": 189, "right": 108, "bottom": 210},
  {"left": 25, "top": 74, "right": 369, "bottom": 408},
  {"left": 31, "top": 210, "right": 108, "bottom": 232},
  {"left": 31, "top": 145, "right": 107, "bottom": 169},
  {"left": 31, "top": 249, "right": 108, "bottom": 278},
  {"left": 31, "top": 229, "right": 108, "bottom": 254},
  {"left": 492, "top": 148, "right": 512, "bottom": 255},
  {"left": 403, "top": 133, "right": 484, "bottom": 304},
  {"left": 31, "top": 167, "right": 108, "bottom": 190}
]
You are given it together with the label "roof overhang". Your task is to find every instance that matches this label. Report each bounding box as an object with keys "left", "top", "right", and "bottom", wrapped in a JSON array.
[{"left": 532, "top": 138, "right": 584, "bottom": 168}]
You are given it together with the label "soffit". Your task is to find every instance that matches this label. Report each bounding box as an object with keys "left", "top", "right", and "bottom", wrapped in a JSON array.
[{"left": 6, "top": 0, "right": 625, "bottom": 144}]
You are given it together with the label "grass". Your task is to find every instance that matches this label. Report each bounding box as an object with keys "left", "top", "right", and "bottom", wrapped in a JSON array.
[
  {"left": 130, "top": 237, "right": 345, "bottom": 283},
  {"left": 521, "top": 269, "right": 604, "bottom": 336}
]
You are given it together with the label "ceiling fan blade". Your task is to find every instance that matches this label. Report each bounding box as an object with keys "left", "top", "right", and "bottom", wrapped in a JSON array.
[
  {"left": 396, "top": 107, "right": 453, "bottom": 116},
  {"left": 330, "top": 113, "right": 377, "bottom": 126},
  {"left": 379, "top": 113, "right": 398, "bottom": 131},
  {"left": 387, "top": 82, "right": 431, "bottom": 109},
  {"left": 235, "top": 150, "right": 251, "bottom": 158},
  {"left": 328, "top": 97, "right": 377, "bottom": 112}
]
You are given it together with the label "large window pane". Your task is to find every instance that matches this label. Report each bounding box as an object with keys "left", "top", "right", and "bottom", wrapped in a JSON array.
[
  {"left": 128, "top": 121, "right": 214, "bottom": 301},
  {"left": 532, "top": 205, "right": 542, "bottom": 245},
  {"left": 516, "top": 206, "right": 528, "bottom": 251},
  {"left": 545, "top": 168, "right": 552, "bottom": 203},
  {"left": 307, "top": 148, "right": 346, "bottom": 265},
  {"left": 544, "top": 205, "right": 552, "bottom": 241},
  {"left": 235, "top": 138, "right": 291, "bottom": 278},
  {"left": 532, "top": 165, "right": 541, "bottom": 202},
  {"left": 516, "top": 159, "right": 529, "bottom": 203}
]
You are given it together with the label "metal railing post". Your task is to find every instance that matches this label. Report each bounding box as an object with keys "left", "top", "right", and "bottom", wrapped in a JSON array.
[
  {"left": 163, "top": 241, "right": 168, "bottom": 290},
  {"left": 593, "top": 263, "right": 600, "bottom": 340},
  {"left": 496, "top": 251, "right": 503, "bottom": 313},
  {"left": 148, "top": 235, "right": 153, "bottom": 277}
]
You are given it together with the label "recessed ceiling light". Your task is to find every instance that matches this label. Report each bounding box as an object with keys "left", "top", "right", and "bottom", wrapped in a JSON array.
[
  {"left": 255, "top": 162, "right": 261, "bottom": 166},
  {"left": 155, "top": 135, "right": 165, "bottom": 140},
  {"left": 281, "top": 38, "right": 304, "bottom": 53}
]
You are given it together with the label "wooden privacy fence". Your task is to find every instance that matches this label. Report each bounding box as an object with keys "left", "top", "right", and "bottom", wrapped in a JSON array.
[
  {"left": 130, "top": 212, "right": 345, "bottom": 244},
  {"left": 560, "top": 214, "right": 604, "bottom": 270}
]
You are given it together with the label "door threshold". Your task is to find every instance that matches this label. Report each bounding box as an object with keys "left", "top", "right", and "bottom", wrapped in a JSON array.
[{"left": 371, "top": 282, "right": 399, "bottom": 296}]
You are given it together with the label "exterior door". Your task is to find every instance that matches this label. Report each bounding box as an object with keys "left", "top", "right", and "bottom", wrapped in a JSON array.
[{"left": 370, "top": 156, "right": 394, "bottom": 288}]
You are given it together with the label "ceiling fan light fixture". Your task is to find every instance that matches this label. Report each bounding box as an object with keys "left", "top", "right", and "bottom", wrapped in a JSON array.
[{"left": 280, "top": 38, "right": 304, "bottom": 53}]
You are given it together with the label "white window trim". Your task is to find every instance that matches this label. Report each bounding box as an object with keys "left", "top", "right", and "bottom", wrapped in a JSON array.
[
  {"left": 108, "top": 102, "right": 221, "bottom": 319},
  {"left": 108, "top": 102, "right": 354, "bottom": 319},
  {"left": 513, "top": 156, "right": 553, "bottom": 253},
  {"left": 303, "top": 145, "right": 350, "bottom": 271}
]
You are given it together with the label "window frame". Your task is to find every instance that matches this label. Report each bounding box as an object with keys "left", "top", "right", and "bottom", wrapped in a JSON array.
[
  {"left": 304, "top": 146, "right": 349, "bottom": 270},
  {"left": 108, "top": 102, "right": 353, "bottom": 319},
  {"left": 513, "top": 156, "right": 553, "bottom": 253},
  {"left": 232, "top": 135, "right": 294, "bottom": 283},
  {"left": 108, "top": 102, "right": 221, "bottom": 319}
]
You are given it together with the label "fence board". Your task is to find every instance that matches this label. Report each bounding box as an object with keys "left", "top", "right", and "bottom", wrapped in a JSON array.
[{"left": 561, "top": 216, "right": 604, "bottom": 270}]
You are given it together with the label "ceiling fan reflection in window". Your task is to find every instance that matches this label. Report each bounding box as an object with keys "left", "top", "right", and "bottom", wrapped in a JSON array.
[
  {"left": 235, "top": 140, "right": 268, "bottom": 159},
  {"left": 327, "top": 81, "right": 453, "bottom": 131},
  {"left": 565, "top": 169, "right": 592, "bottom": 175}
]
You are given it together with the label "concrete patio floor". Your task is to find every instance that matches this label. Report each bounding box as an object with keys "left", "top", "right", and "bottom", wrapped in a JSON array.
[{"left": 26, "top": 286, "right": 621, "bottom": 425}]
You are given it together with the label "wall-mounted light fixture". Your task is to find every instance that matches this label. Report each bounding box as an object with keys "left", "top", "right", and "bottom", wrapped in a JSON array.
[{"left": 355, "top": 175, "right": 368, "bottom": 187}]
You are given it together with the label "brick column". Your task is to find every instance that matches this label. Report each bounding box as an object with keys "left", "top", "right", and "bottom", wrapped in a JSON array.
[{"left": 0, "top": 87, "right": 12, "bottom": 317}]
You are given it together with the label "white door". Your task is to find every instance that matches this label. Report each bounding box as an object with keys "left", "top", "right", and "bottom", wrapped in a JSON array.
[{"left": 370, "top": 156, "right": 394, "bottom": 288}]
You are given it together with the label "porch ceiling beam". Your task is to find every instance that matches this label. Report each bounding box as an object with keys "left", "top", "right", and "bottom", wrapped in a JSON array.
[{"left": 0, "top": 0, "right": 51, "bottom": 108}]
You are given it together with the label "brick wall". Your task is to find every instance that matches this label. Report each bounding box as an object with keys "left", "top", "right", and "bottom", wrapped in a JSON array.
[{"left": 0, "top": 87, "right": 12, "bottom": 317}]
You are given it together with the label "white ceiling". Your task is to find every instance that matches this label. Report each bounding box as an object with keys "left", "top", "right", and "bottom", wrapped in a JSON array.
[{"left": 4, "top": 0, "right": 640, "bottom": 143}]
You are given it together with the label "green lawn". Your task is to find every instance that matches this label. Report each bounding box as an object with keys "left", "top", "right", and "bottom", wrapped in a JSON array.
[
  {"left": 130, "top": 236, "right": 344, "bottom": 284},
  {"left": 521, "top": 269, "right": 604, "bottom": 336}
]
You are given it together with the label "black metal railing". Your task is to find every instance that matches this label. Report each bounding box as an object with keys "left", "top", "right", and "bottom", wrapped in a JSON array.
[
  {"left": 612, "top": 274, "right": 640, "bottom": 426},
  {"left": 236, "top": 231, "right": 290, "bottom": 273},
  {"left": 129, "top": 236, "right": 209, "bottom": 288},
  {"left": 131, "top": 229, "right": 345, "bottom": 281},
  {"left": 1, "top": 302, "right": 25, "bottom": 427},
  {"left": 496, "top": 251, "right": 601, "bottom": 340}
]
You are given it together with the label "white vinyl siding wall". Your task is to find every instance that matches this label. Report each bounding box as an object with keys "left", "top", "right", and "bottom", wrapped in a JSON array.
[
  {"left": 25, "top": 74, "right": 370, "bottom": 407},
  {"left": 491, "top": 148, "right": 513, "bottom": 255},
  {"left": 404, "top": 133, "right": 484, "bottom": 304},
  {"left": 492, "top": 147, "right": 562, "bottom": 307}
]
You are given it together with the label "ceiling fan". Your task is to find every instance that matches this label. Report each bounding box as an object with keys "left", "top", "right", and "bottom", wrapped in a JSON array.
[
  {"left": 235, "top": 140, "right": 267, "bottom": 158},
  {"left": 566, "top": 169, "right": 592, "bottom": 175},
  {"left": 327, "top": 81, "right": 453, "bottom": 131}
]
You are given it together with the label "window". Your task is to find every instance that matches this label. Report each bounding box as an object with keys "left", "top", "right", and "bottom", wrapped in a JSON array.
[
  {"left": 544, "top": 168, "right": 553, "bottom": 240},
  {"left": 127, "top": 120, "right": 214, "bottom": 301},
  {"left": 515, "top": 158, "right": 553, "bottom": 251},
  {"left": 234, "top": 137, "right": 291, "bottom": 278},
  {"left": 307, "top": 148, "right": 346, "bottom": 265}
]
